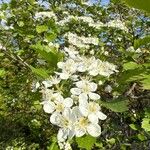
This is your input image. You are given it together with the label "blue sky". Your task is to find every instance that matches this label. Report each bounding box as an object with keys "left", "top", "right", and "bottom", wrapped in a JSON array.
[
  {"left": 0, "top": 0, "right": 110, "bottom": 5},
  {"left": 101, "top": 0, "right": 110, "bottom": 5}
]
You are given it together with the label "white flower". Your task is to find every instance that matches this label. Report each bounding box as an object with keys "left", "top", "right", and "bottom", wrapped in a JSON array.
[
  {"left": 77, "top": 56, "right": 96, "bottom": 73},
  {"left": 71, "top": 79, "right": 100, "bottom": 101},
  {"left": 105, "top": 85, "right": 112, "bottom": 93},
  {"left": 88, "top": 59, "right": 118, "bottom": 77},
  {"left": 35, "top": 11, "right": 57, "bottom": 21},
  {"left": 50, "top": 108, "right": 76, "bottom": 142},
  {"left": 41, "top": 89, "right": 62, "bottom": 101},
  {"left": 107, "top": 19, "right": 128, "bottom": 32},
  {"left": 42, "top": 96, "right": 73, "bottom": 113},
  {"left": 78, "top": 16, "right": 94, "bottom": 24},
  {"left": 42, "top": 76, "right": 61, "bottom": 88},
  {"left": 73, "top": 106, "right": 102, "bottom": 137},
  {"left": 31, "top": 82, "right": 40, "bottom": 92},
  {"left": 57, "top": 59, "right": 77, "bottom": 79},
  {"left": 64, "top": 46, "right": 79, "bottom": 59},
  {"left": 79, "top": 99, "right": 107, "bottom": 124}
]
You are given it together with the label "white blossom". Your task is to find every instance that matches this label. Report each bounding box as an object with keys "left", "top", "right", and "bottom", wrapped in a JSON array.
[
  {"left": 42, "top": 76, "right": 61, "bottom": 88},
  {"left": 73, "top": 106, "right": 102, "bottom": 137},
  {"left": 70, "top": 79, "right": 100, "bottom": 101},
  {"left": 57, "top": 59, "right": 78, "bottom": 79},
  {"left": 35, "top": 11, "right": 57, "bottom": 21},
  {"left": 50, "top": 108, "right": 76, "bottom": 142},
  {"left": 42, "top": 97, "right": 73, "bottom": 114},
  {"left": 79, "top": 99, "right": 107, "bottom": 124},
  {"left": 105, "top": 85, "right": 112, "bottom": 93},
  {"left": 107, "top": 19, "right": 128, "bottom": 32}
]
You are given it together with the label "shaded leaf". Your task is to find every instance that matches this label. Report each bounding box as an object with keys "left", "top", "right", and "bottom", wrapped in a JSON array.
[
  {"left": 123, "top": 0, "right": 150, "bottom": 13},
  {"left": 141, "top": 118, "right": 150, "bottom": 132},
  {"left": 36, "top": 25, "right": 48, "bottom": 33},
  {"left": 102, "top": 99, "right": 128, "bottom": 112},
  {"left": 123, "top": 61, "right": 139, "bottom": 70},
  {"left": 0, "top": 69, "right": 6, "bottom": 77},
  {"left": 76, "top": 135, "right": 96, "bottom": 150},
  {"left": 30, "top": 66, "right": 49, "bottom": 79},
  {"left": 30, "top": 43, "right": 63, "bottom": 67},
  {"left": 134, "top": 36, "right": 150, "bottom": 49}
]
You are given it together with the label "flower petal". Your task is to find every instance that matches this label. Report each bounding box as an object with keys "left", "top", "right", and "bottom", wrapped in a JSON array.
[
  {"left": 59, "top": 72, "right": 70, "bottom": 80},
  {"left": 42, "top": 101, "right": 55, "bottom": 114},
  {"left": 97, "top": 111, "right": 107, "bottom": 120},
  {"left": 64, "top": 97, "right": 73, "bottom": 108},
  {"left": 57, "top": 128, "right": 68, "bottom": 142},
  {"left": 57, "top": 62, "right": 64, "bottom": 69},
  {"left": 63, "top": 108, "right": 75, "bottom": 121},
  {"left": 87, "top": 123, "right": 101, "bottom": 137},
  {"left": 88, "top": 113, "right": 98, "bottom": 124},
  {"left": 89, "top": 82, "right": 97, "bottom": 91},
  {"left": 72, "top": 106, "right": 82, "bottom": 118},
  {"left": 68, "top": 129, "right": 75, "bottom": 139},
  {"left": 75, "top": 128, "right": 86, "bottom": 137},
  {"left": 42, "top": 80, "right": 52, "bottom": 88},
  {"left": 70, "top": 88, "right": 81, "bottom": 95},
  {"left": 76, "top": 80, "right": 84, "bottom": 88},
  {"left": 79, "top": 93, "right": 88, "bottom": 105},
  {"left": 50, "top": 112, "right": 61, "bottom": 125},
  {"left": 79, "top": 105, "right": 88, "bottom": 116},
  {"left": 89, "top": 92, "right": 100, "bottom": 100}
]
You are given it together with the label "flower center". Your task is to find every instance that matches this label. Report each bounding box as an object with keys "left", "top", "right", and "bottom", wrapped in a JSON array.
[
  {"left": 55, "top": 104, "right": 64, "bottom": 112},
  {"left": 79, "top": 117, "right": 89, "bottom": 127},
  {"left": 88, "top": 102, "right": 97, "bottom": 113},
  {"left": 82, "top": 83, "right": 90, "bottom": 93}
]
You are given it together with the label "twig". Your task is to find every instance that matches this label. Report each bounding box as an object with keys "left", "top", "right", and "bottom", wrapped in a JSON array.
[{"left": 125, "top": 83, "right": 137, "bottom": 96}]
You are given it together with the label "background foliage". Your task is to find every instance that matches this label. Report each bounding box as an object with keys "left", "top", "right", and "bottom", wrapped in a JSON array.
[{"left": 0, "top": 0, "right": 150, "bottom": 149}]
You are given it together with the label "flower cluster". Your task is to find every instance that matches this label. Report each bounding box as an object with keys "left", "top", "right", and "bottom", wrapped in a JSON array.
[
  {"left": 36, "top": 9, "right": 118, "bottom": 150},
  {"left": 64, "top": 32, "right": 99, "bottom": 49},
  {"left": 34, "top": 10, "right": 128, "bottom": 32},
  {"left": 107, "top": 19, "right": 128, "bottom": 32},
  {"left": 35, "top": 11, "right": 57, "bottom": 21},
  {"left": 40, "top": 45, "right": 117, "bottom": 148}
]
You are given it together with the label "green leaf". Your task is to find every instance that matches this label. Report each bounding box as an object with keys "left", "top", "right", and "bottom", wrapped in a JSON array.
[
  {"left": 140, "top": 74, "right": 150, "bottom": 90},
  {"left": 36, "top": 25, "right": 48, "bottom": 33},
  {"left": 46, "top": 32, "right": 57, "bottom": 42},
  {"left": 102, "top": 99, "right": 128, "bottom": 112},
  {"left": 48, "top": 142, "right": 59, "bottom": 150},
  {"left": 141, "top": 118, "right": 150, "bottom": 131},
  {"left": 129, "top": 124, "right": 138, "bottom": 130},
  {"left": 123, "top": 61, "right": 139, "bottom": 70},
  {"left": 137, "top": 134, "right": 147, "bottom": 141},
  {"left": 30, "top": 66, "right": 49, "bottom": 79},
  {"left": 123, "top": 0, "right": 150, "bottom": 13},
  {"left": 47, "top": 137, "right": 59, "bottom": 150},
  {"left": 134, "top": 36, "right": 150, "bottom": 49},
  {"left": 76, "top": 135, "right": 96, "bottom": 150},
  {"left": 107, "top": 138, "right": 116, "bottom": 145},
  {"left": 30, "top": 43, "right": 63, "bottom": 67},
  {"left": 0, "top": 69, "right": 6, "bottom": 77}
]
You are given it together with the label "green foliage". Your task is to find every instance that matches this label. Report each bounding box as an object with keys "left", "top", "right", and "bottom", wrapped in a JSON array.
[
  {"left": 123, "top": 61, "right": 139, "bottom": 70},
  {"left": 47, "top": 137, "right": 59, "bottom": 150},
  {"left": 36, "top": 25, "right": 48, "bottom": 33},
  {"left": 30, "top": 43, "right": 63, "bottom": 67},
  {"left": 142, "top": 109, "right": 150, "bottom": 132},
  {"left": 134, "top": 36, "right": 150, "bottom": 49},
  {"left": 0, "top": 69, "right": 6, "bottom": 77},
  {"left": 76, "top": 135, "right": 96, "bottom": 150},
  {"left": 123, "top": 0, "right": 150, "bottom": 13},
  {"left": 102, "top": 99, "right": 129, "bottom": 112},
  {"left": 30, "top": 66, "right": 49, "bottom": 79},
  {"left": 0, "top": 0, "right": 150, "bottom": 149},
  {"left": 142, "top": 118, "right": 150, "bottom": 132}
]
